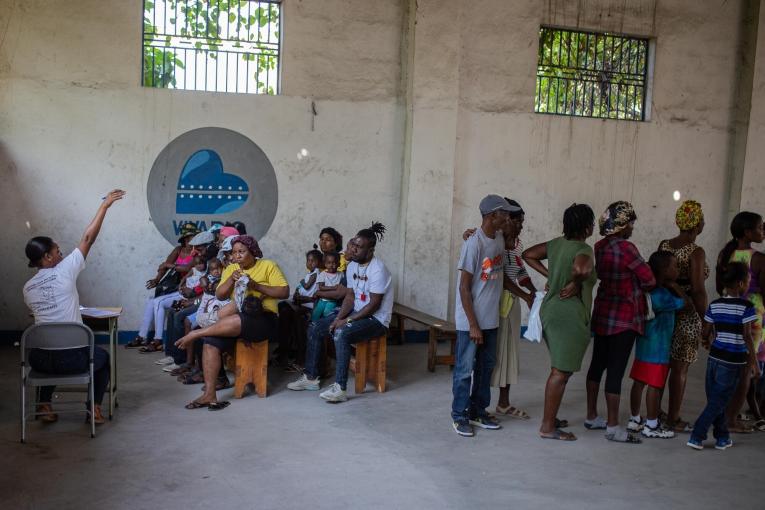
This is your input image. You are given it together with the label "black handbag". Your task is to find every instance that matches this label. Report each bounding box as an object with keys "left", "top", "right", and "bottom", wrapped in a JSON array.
[{"left": 154, "top": 269, "right": 182, "bottom": 298}]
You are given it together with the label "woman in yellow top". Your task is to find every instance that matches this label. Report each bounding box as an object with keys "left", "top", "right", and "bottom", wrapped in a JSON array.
[{"left": 175, "top": 235, "right": 289, "bottom": 410}]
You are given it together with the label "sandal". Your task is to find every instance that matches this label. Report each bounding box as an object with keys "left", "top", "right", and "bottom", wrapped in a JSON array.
[
  {"left": 208, "top": 401, "right": 231, "bottom": 411},
  {"left": 185, "top": 400, "right": 212, "bottom": 410},
  {"left": 737, "top": 412, "right": 755, "bottom": 422},
  {"left": 605, "top": 430, "right": 642, "bottom": 444},
  {"left": 139, "top": 341, "right": 163, "bottom": 353},
  {"left": 170, "top": 365, "right": 192, "bottom": 377},
  {"left": 667, "top": 419, "right": 692, "bottom": 433},
  {"left": 729, "top": 422, "right": 754, "bottom": 434},
  {"left": 555, "top": 418, "right": 569, "bottom": 429},
  {"left": 125, "top": 337, "right": 146, "bottom": 349},
  {"left": 540, "top": 429, "right": 577, "bottom": 441},
  {"left": 752, "top": 419, "right": 765, "bottom": 432},
  {"left": 179, "top": 372, "right": 204, "bottom": 385},
  {"left": 495, "top": 405, "right": 531, "bottom": 420}
]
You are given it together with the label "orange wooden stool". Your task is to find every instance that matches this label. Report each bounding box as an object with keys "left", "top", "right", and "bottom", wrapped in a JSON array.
[
  {"left": 349, "top": 335, "right": 387, "bottom": 394},
  {"left": 233, "top": 339, "right": 268, "bottom": 398}
]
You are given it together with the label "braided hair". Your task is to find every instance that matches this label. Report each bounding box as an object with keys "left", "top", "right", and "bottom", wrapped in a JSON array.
[
  {"left": 562, "top": 203, "right": 594, "bottom": 239},
  {"left": 357, "top": 222, "right": 386, "bottom": 248}
]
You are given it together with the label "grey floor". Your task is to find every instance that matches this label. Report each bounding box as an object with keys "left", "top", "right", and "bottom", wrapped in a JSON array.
[{"left": 0, "top": 339, "right": 761, "bottom": 510}]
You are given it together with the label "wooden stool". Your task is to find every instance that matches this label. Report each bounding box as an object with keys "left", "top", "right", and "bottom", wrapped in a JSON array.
[
  {"left": 233, "top": 339, "right": 268, "bottom": 398},
  {"left": 349, "top": 335, "right": 387, "bottom": 394}
]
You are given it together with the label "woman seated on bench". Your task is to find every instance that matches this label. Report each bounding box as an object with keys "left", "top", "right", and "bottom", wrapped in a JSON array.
[{"left": 175, "top": 235, "right": 289, "bottom": 410}]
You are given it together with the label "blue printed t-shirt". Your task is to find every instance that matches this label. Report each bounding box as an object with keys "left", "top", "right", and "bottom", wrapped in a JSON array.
[
  {"left": 634, "top": 287, "right": 685, "bottom": 365},
  {"left": 705, "top": 296, "right": 758, "bottom": 364}
]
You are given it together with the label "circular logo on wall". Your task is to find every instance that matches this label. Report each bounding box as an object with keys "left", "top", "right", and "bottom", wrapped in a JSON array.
[{"left": 146, "top": 127, "right": 278, "bottom": 244}]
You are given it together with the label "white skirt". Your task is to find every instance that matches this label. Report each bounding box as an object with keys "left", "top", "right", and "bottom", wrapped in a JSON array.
[{"left": 491, "top": 297, "right": 520, "bottom": 387}]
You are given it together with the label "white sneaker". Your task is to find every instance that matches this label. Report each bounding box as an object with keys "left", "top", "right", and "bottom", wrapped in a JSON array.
[
  {"left": 162, "top": 363, "right": 180, "bottom": 372},
  {"left": 287, "top": 374, "right": 320, "bottom": 391},
  {"left": 319, "top": 383, "right": 348, "bottom": 402},
  {"left": 155, "top": 356, "right": 175, "bottom": 365},
  {"left": 627, "top": 417, "right": 644, "bottom": 432},
  {"left": 641, "top": 423, "right": 675, "bottom": 439}
]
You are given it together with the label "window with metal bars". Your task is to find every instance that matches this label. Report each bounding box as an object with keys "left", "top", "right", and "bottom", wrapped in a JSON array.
[
  {"left": 535, "top": 26, "right": 650, "bottom": 121},
  {"left": 142, "top": 0, "right": 281, "bottom": 94}
]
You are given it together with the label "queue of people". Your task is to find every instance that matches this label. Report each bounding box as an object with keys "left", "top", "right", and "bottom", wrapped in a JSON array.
[
  {"left": 452, "top": 195, "right": 764, "bottom": 451},
  {"left": 21, "top": 190, "right": 765, "bottom": 452}
]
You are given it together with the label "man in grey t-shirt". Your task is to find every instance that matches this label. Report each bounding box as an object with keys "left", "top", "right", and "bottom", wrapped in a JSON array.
[{"left": 451, "top": 194, "right": 521, "bottom": 437}]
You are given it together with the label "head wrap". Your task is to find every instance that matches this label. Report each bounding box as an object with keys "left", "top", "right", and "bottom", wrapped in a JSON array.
[
  {"left": 675, "top": 200, "right": 704, "bottom": 231},
  {"left": 231, "top": 235, "right": 263, "bottom": 259},
  {"left": 599, "top": 201, "right": 637, "bottom": 236},
  {"left": 220, "top": 226, "right": 240, "bottom": 238}
]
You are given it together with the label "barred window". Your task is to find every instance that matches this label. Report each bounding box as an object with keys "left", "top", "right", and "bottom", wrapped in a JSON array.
[
  {"left": 142, "top": 0, "right": 281, "bottom": 94},
  {"left": 535, "top": 27, "right": 650, "bottom": 121}
]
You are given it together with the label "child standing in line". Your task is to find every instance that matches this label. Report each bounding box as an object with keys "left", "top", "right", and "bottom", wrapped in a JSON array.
[
  {"left": 293, "top": 250, "right": 322, "bottom": 309},
  {"left": 627, "top": 251, "right": 688, "bottom": 439},
  {"left": 687, "top": 262, "right": 762, "bottom": 450},
  {"left": 311, "top": 252, "right": 345, "bottom": 321}
]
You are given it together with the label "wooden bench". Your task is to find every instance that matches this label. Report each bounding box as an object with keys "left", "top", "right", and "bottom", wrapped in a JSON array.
[
  {"left": 233, "top": 339, "right": 268, "bottom": 398},
  {"left": 349, "top": 335, "right": 387, "bottom": 394},
  {"left": 391, "top": 303, "right": 457, "bottom": 372}
]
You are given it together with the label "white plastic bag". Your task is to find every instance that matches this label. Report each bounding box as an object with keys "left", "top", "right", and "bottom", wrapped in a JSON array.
[{"left": 523, "top": 291, "right": 546, "bottom": 343}]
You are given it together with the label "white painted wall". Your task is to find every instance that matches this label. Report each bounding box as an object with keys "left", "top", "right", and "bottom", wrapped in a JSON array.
[{"left": 1, "top": 0, "right": 760, "bottom": 330}]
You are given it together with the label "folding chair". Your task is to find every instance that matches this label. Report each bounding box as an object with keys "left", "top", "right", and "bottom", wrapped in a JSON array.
[{"left": 20, "top": 322, "right": 96, "bottom": 443}]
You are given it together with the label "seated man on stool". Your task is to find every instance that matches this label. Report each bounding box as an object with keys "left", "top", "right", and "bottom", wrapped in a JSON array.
[{"left": 288, "top": 222, "right": 394, "bottom": 402}]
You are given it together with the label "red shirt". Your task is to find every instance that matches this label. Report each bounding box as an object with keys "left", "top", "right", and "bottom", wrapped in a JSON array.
[{"left": 592, "top": 237, "right": 656, "bottom": 336}]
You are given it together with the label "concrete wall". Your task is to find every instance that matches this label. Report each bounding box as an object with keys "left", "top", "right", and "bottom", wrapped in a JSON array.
[{"left": 1, "top": 0, "right": 761, "bottom": 329}]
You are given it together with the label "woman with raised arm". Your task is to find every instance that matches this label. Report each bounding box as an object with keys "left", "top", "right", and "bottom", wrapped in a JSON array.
[
  {"left": 23, "top": 189, "right": 125, "bottom": 425},
  {"left": 523, "top": 203, "right": 596, "bottom": 441}
]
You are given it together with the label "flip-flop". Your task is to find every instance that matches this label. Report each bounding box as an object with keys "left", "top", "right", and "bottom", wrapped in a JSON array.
[
  {"left": 179, "top": 372, "right": 204, "bottom": 385},
  {"left": 208, "top": 401, "right": 230, "bottom": 411},
  {"left": 539, "top": 429, "right": 577, "bottom": 441},
  {"left": 185, "top": 400, "right": 211, "bottom": 410},
  {"left": 495, "top": 405, "right": 531, "bottom": 420},
  {"left": 555, "top": 418, "right": 569, "bottom": 429},
  {"left": 125, "top": 338, "right": 146, "bottom": 349}
]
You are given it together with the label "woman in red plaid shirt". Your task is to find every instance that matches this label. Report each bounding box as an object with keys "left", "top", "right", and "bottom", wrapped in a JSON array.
[{"left": 586, "top": 201, "right": 656, "bottom": 443}]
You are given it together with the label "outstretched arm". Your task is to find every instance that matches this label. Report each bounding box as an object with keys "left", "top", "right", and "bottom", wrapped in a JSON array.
[{"left": 78, "top": 190, "right": 125, "bottom": 259}]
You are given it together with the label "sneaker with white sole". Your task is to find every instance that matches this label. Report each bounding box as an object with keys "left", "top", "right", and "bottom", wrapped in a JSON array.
[
  {"left": 162, "top": 363, "right": 180, "bottom": 372},
  {"left": 641, "top": 423, "right": 675, "bottom": 439},
  {"left": 287, "top": 374, "right": 320, "bottom": 391},
  {"left": 469, "top": 415, "right": 502, "bottom": 430},
  {"left": 453, "top": 421, "right": 475, "bottom": 437},
  {"left": 155, "top": 356, "right": 175, "bottom": 365},
  {"left": 319, "top": 383, "right": 348, "bottom": 402},
  {"left": 715, "top": 438, "right": 733, "bottom": 450},
  {"left": 686, "top": 438, "right": 704, "bottom": 450},
  {"left": 627, "top": 417, "right": 644, "bottom": 432}
]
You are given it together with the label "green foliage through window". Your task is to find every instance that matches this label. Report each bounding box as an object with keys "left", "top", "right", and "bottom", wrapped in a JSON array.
[
  {"left": 535, "top": 27, "right": 649, "bottom": 121},
  {"left": 143, "top": 0, "right": 280, "bottom": 94}
]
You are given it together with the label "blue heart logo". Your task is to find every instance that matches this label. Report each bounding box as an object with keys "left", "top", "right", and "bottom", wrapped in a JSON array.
[{"left": 175, "top": 150, "right": 249, "bottom": 214}]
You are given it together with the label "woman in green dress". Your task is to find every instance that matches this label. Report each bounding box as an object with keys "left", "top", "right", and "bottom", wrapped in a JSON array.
[{"left": 524, "top": 204, "right": 596, "bottom": 441}]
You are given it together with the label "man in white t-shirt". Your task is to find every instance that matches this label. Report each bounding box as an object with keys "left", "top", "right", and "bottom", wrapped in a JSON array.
[
  {"left": 288, "top": 222, "right": 393, "bottom": 402},
  {"left": 22, "top": 190, "right": 124, "bottom": 424}
]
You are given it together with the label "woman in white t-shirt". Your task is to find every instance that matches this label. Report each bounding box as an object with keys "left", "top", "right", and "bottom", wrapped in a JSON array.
[{"left": 22, "top": 189, "right": 124, "bottom": 425}]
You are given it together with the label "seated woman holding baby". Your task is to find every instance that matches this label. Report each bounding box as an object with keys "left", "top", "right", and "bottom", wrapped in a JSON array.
[{"left": 174, "top": 235, "right": 289, "bottom": 410}]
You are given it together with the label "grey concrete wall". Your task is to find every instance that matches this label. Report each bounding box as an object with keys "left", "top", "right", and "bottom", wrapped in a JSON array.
[{"left": 1, "top": 0, "right": 760, "bottom": 328}]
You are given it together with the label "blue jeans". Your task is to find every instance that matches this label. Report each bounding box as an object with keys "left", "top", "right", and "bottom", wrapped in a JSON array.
[
  {"left": 303, "top": 312, "right": 387, "bottom": 390},
  {"left": 451, "top": 329, "right": 498, "bottom": 422},
  {"left": 690, "top": 357, "right": 742, "bottom": 443}
]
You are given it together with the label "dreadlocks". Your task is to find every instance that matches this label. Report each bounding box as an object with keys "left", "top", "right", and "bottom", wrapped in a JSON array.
[{"left": 357, "top": 222, "right": 386, "bottom": 248}]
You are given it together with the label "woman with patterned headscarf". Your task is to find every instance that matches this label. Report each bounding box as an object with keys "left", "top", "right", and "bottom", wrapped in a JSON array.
[
  {"left": 658, "top": 200, "right": 709, "bottom": 432},
  {"left": 587, "top": 201, "right": 656, "bottom": 443}
]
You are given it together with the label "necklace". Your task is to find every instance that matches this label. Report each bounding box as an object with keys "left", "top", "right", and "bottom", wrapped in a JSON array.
[{"left": 353, "top": 261, "right": 370, "bottom": 302}]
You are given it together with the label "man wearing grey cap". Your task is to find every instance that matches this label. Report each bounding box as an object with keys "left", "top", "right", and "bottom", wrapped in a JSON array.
[{"left": 452, "top": 194, "right": 522, "bottom": 437}]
